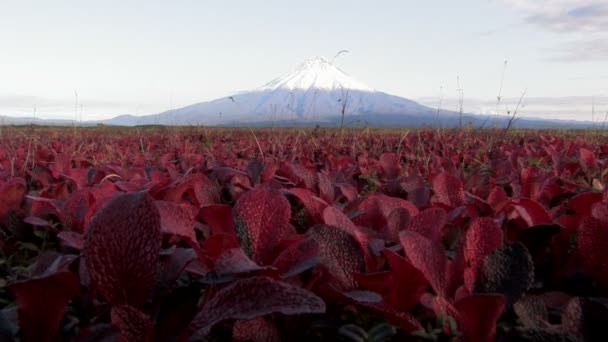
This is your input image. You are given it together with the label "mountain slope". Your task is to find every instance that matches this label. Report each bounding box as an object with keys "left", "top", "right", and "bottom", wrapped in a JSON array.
[{"left": 108, "top": 56, "right": 440, "bottom": 126}]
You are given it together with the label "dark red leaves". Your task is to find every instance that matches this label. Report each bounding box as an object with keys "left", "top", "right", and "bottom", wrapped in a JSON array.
[
  {"left": 432, "top": 172, "right": 465, "bottom": 207},
  {"left": 233, "top": 318, "right": 281, "bottom": 342},
  {"left": 9, "top": 271, "right": 79, "bottom": 342},
  {"left": 233, "top": 186, "right": 295, "bottom": 264},
  {"left": 0, "top": 177, "right": 26, "bottom": 220},
  {"left": 464, "top": 218, "right": 504, "bottom": 291},
  {"left": 83, "top": 192, "right": 162, "bottom": 308},
  {"left": 473, "top": 242, "right": 534, "bottom": 308},
  {"left": 110, "top": 305, "right": 154, "bottom": 342},
  {"left": 183, "top": 276, "right": 325, "bottom": 340},
  {"left": 577, "top": 217, "right": 608, "bottom": 288}
]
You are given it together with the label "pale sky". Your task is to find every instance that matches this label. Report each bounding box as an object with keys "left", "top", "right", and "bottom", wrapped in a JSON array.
[{"left": 1, "top": 0, "right": 607, "bottom": 121}]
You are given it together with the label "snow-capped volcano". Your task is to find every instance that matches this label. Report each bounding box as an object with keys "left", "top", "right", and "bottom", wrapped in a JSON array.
[
  {"left": 104, "top": 56, "right": 450, "bottom": 126},
  {"left": 258, "top": 56, "right": 374, "bottom": 92}
]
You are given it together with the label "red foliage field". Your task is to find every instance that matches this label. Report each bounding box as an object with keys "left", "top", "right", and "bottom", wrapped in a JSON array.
[{"left": 1, "top": 126, "right": 608, "bottom": 341}]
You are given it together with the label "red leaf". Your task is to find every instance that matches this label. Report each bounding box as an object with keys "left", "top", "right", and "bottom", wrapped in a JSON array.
[
  {"left": 322, "top": 206, "right": 357, "bottom": 234},
  {"left": 9, "top": 271, "right": 79, "bottom": 342},
  {"left": 591, "top": 201, "right": 608, "bottom": 222},
  {"left": 510, "top": 199, "right": 552, "bottom": 227},
  {"left": 432, "top": 172, "right": 465, "bottom": 207},
  {"left": 351, "top": 193, "right": 418, "bottom": 231},
  {"left": 454, "top": 294, "right": 506, "bottom": 342},
  {"left": 400, "top": 230, "right": 447, "bottom": 297},
  {"left": 379, "top": 153, "right": 400, "bottom": 179},
  {"left": 335, "top": 183, "right": 358, "bottom": 201},
  {"left": 182, "top": 276, "right": 325, "bottom": 340},
  {"left": 0, "top": 177, "right": 26, "bottom": 219},
  {"left": 382, "top": 249, "right": 427, "bottom": 311},
  {"left": 212, "top": 248, "right": 267, "bottom": 276},
  {"left": 578, "top": 217, "right": 608, "bottom": 288},
  {"left": 84, "top": 192, "right": 162, "bottom": 307},
  {"left": 405, "top": 207, "right": 447, "bottom": 241},
  {"left": 233, "top": 318, "right": 281, "bottom": 342},
  {"left": 199, "top": 204, "right": 234, "bottom": 236},
  {"left": 487, "top": 186, "right": 508, "bottom": 210},
  {"left": 288, "top": 188, "right": 328, "bottom": 224},
  {"left": 62, "top": 189, "right": 95, "bottom": 231},
  {"left": 464, "top": 218, "right": 504, "bottom": 291},
  {"left": 233, "top": 186, "right": 295, "bottom": 264},
  {"left": 308, "top": 224, "right": 366, "bottom": 290},
  {"left": 579, "top": 147, "right": 596, "bottom": 170},
  {"left": 154, "top": 200, "right": 198, "bottom": 242},
  {"left": 111, "top": 305, "right": 154, "bottom": 342},
  {"left": 271, "top": 237, "right": 319, "bottom": 278},
  {"left": 163, "top": 173, "right": 220, "bottom": 207},
  {"left": 384, "top": 207, "right": 410, "bottom": 242},
  {"left": 317, "top": 172, "right": 335, "bottom": 203}
]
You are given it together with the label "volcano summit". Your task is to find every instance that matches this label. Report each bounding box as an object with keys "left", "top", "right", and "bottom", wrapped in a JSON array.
[{"left": 105, "top": 56, "right": 445, "bottom": 126}]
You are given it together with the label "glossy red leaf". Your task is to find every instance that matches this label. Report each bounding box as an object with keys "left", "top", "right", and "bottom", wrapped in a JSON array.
[
  {"left": 432, "top": 172, "right": 465, "bottom": 207},
  {"left": 183, "top": 276, "right": 325, "bottom": 340},
  {"left": 454, "top": 294, "right": 506, "bottom": 342},
  {"left": 374, "top": 249, "right": 427, "bottom": 311},
  {"left": 233, "top": 186, "right": 295, "bottom": 264},
  {"left": 9, "top": 271, "right": 79, "bottom": 342},
  {"left": 84, "top": 192, "right": 162, "bottom": 307},
  {"left": 199, "top": 204, "right": 234, "bottom": 236},
  {"left": 111, "top": 305, "right": 154, "bottom": 342},
  {"left": 510, "top": 199, "right": 552, "bottom": 227}
]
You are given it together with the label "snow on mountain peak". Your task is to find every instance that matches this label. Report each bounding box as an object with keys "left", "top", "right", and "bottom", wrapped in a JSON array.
[{"left": 258, "top": 56, "right": 374, "bottom": 92}]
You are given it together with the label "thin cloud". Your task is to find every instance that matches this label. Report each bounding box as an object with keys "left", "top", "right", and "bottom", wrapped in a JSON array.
[
  {"left": 499, "top": 0, "right": 608, "bottom": 62},
  {"left": 500, "top": 0, "right": 608, "bottom": 32}
]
